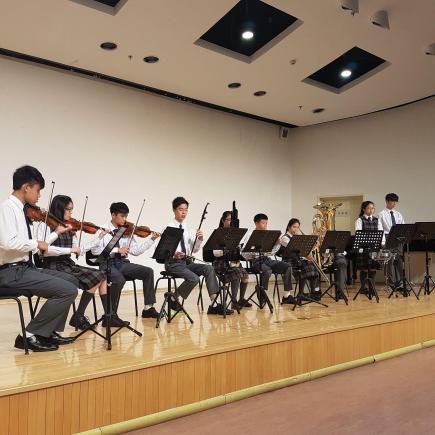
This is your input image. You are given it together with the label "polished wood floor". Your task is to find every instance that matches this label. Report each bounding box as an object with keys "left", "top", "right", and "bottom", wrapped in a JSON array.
[{"left": 0, "top": 283, "right": 434, "bottom": 397}]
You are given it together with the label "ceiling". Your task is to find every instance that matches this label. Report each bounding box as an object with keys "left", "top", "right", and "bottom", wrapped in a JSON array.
[{"left": 0, "top": 0, "right": 434, "bottom": 126}]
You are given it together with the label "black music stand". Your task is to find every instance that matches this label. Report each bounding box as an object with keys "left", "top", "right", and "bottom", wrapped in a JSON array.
[
  {"left": 352, "top": 230, "right": 383, "bottom": 303},
  {"left": 154, "top": 227, "right": 194, "bottom": 327},
  {"left": 385, "top": 224, "right": 418, "bottom": 299},
  {"left": 280, "top": 235, "right": 328, "bottom": 309},
  {"left": 242, "top": 230, "right": 281, "bottom": 313},
  {"left": 203, "top": 227, "right": 248, "bottom": 318},
  {"left": 413, "top": 222, "right": 435, "bottom": 296},
  {"left": 73, "top": 226, "right": 143, "bottom": 350},
  {"left": 320, "top": 231, "right": 351, "bottom": 304}
]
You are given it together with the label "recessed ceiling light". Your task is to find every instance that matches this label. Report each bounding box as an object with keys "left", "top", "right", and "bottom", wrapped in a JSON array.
[
  {"left": 144, "top": 56, "right": 159, "bottom": 64},
  {"left": 242, "top": 30, "right": 254, "bottom": 40},
  {"left": 340, "top": 69, "right": 352, "bottom": 78},
  {"left": 312, "top": 108, "right": 325, "bottom": 113},
  {"left": 228, "top": 82, "right": 241, "bottom": 89},
  {"left": 254, "top": 90, "right": 266, "bottom": 96},
  {"left": 100, "top": 42, "right": 117, "bottom": 50}
]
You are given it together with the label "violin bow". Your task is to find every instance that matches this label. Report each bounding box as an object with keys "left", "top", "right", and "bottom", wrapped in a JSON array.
[
  {"left": 127, "top": 198, "right": 146, "bottom": 250},
  {"left": 76, "top": 195, "right": 88, "bottom": 259},
  {"left": 41, "top": 181, "right": 55, "bottom": 258}
]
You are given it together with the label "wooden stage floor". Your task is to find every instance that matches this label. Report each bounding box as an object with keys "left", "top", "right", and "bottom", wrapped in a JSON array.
[{"left": 1, "top": 284, "right": 435, "bottom": 434}]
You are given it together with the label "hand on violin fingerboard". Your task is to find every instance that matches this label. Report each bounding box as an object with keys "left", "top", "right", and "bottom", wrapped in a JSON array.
[
  {"left": 151, "top": 232, "right": 161, "bottom": 241},
  {"left": 98, "top": 229, "right": 111, "bottom": 240},
  {"left": 55, "top": 224, "right": 72, "bottom": 235}
]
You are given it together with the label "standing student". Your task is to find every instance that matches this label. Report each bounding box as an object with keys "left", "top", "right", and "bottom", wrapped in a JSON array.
[
  {"left": 164, "top": 197, "right": 231, "bottom": 315},
  {"left": 0, "top": 166, "right": 77, "bottom": 352},
  {"left": 355, "top": 201, "right": 383, "bottom": 287},
  {"left": 36, "top": 195, "right": 108, "bottom": 330},
  {"left": 378, "top": 193, "right": 405, "bottom": 287},
  {"left": 92, "top": 202, "right": 161, "bottom": 323},
  {"left": 242, "top": 213, "right": 294, "bottom": 304}
]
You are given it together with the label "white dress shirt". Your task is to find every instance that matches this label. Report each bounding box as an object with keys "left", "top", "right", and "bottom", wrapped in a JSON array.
[
  {"left": 0, "top": 195, "right": 57, "bottom": 266},
  {"left": 91, "top": 221, "right": 155, "bottom": 257},
  {"left": 378, "top": 208, "right": 405, "bottom": 235},
  {"left": 165, "top": 220, "right": 201, "bottom": 256},
  {"left": 241, "top": 229, "right": 281, "bottom": 260}
]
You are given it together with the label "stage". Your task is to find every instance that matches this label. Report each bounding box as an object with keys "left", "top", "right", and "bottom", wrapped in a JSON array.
[{"left": 1, "top": 284, "right": 435, "bottom": 435}]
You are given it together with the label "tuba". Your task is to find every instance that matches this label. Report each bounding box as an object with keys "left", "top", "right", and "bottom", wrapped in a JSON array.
[{"left": 312, "top": 202, "right": 342, "bottom": 270}]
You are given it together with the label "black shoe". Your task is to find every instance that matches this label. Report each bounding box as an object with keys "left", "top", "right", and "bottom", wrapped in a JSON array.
[
  {"left": 14, "top": 334, "right": 58, "bottom": 352},
  {"left": 44, "top": 332, "right": 74, "bottom": 346},
  {"left": 142, "top": 307, "right": 159, "bottom": 319},
  {"left": 256, "top": 285, "right": 266, "bottom": 305},
  {"left": 69, "top": 314, "right": 91, "bottom": 330},
  {"left": 102, "top": 314, "right": 129, "bottom": 327},
  {"left": 231, "top": 302, "right": 241, "bottom": 310},
  {"left": 310, "top": 291, "right": 322, "bottom": 301},
  {"left": 238, "top": 298, "right": 252, "bottom": 308},
  {"left": 207, "top": 303, "right": 234, "bottom": 315},
  {"left": 282, "top": 295, "right": 297, "bottom": 304}
]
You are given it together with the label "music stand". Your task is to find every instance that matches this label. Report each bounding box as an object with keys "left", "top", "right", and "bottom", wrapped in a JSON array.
[
  {"left": 73, "top": 226, "right": 143, "bottom": 351},
  {"left": 320, "top": 231, "right": 351, "bottom": 304},
  {"left": 280, "top": 235, "right": 328, "bottom": 309},
  {"left": 413, "top": 222, "right": 435, "bottom": 296},
  {"left": 385, "top": 224, "right": 418, "bottom": 299},
  {"left": 352, "top": 230, "right": 383, "bottom": 303},
  {"left": 203, "top": 227, "right": 248, "bottom": 317},
  {"left": 154, "top": 227, "right": 194, "bottom": 327},
  {"left": 242, "top": 230, "right": 281, "bottom": 313}
]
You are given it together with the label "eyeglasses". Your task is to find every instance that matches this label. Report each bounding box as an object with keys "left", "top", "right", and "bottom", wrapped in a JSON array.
[{"left": 65, "top": 207, "right": 73, "bottom": 212}]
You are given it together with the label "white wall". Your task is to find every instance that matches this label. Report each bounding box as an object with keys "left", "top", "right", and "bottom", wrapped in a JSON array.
[
  {"left": 0, "top": 56, "right": 292, "bottom": 272},
  {"left": 288, "top": 96, "right": 435, "bottom": 230}
]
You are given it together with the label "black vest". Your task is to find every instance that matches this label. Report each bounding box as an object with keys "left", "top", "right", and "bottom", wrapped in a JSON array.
[{"left": 360, "top": 216, "right": 378, "bottom": 231}]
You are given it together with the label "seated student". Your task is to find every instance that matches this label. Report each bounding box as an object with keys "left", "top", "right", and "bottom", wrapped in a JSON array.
[
  {"left": 242, "top": 213, "right": 294, "bottom": 304},
  {"left": 378, "top": 193, "right": 405, "bottom": 288},
  {"left": 355, "top": 201, "right": 384, "bottom": 288},
  {"left": 164, "top": 197, "right": 231, "bottom": 315},
  {"left": 91, "top": 202, "right": 161, "bottom": 324},
  {"left": 36, "top": 195, "right": 108, "bottom": 330},
  {"left": 0, "top": 165, "right": 77, "bottom": 352},
  {"left": 281, "top": 218, "right": 347, "bottom": 300},
  {"left": 279, "top": 218, "right": 322, "bottom": 301},
  {"left": 204, "top": 211, "right": 250, "bottom": 309}
]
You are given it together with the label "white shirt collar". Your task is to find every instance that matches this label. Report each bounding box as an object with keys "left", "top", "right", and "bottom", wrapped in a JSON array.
[{"left": 9, "top": 194, "right": 25, "bottom": 210}]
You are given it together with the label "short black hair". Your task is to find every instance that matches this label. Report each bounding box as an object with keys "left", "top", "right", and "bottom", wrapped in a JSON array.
[
  {"left": 385, "top": 193, "right": 399, "bottom": 202},
  {"left": 50, "top": 195, "right": 73, "bottom": 221},
  {"left": 13, "top": 165, "right": 45, "bottom": 190},
  {"left": 254, "top": 213, "right": 268, "bottom": 223},
  {"left": 110, "top": 202, "right": 129, "bottom": 214},
  {"left": 172, "top": 197, "right": 189, "bottom": 210}
]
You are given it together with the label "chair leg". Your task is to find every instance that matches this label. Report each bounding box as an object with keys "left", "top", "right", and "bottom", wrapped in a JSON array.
[
  {"left": 34, "top": 296, "right": 41, "bottom": 314},
  {"left": 197, "top": 277, "right": 204, "bottom": 311},
  {"left": 15, "top": 298, "right": 29, "bottom": 355},
  {"left": 92, "top": 295, "right": 98, "bottom": 323},
  {"left": 27, "top": 296, "right": 35, "bottom": 319},
  {"left": 133, "top": 281, "right": 138, "bottom": 317}
]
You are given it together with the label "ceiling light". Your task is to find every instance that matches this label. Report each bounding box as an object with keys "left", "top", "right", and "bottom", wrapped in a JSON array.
[
  {"left": 100, "top": 42, "right": 117, "bottom": 50},
  {"left": 340, "top": 0, "right": 359, "bottom": 15},
  {"left": 228, "top": 82, "right": 241, "bottom": 88},
  {"left": 143, "top": 56, "right": 159, "bottom": 63},
  {"left": 242, "top": 30, "right": 254, "bottom": 40},
  {"left": 425, "top": 43, "right": 435, "bottom": 55},
  {"left": 340, "top": 69, "right": 352, "bottom": 78},
  {"left": 312, "top": 108, "right": 325, "bottom": 114},
  {"left": 254, "top": 90, "right": 266, "bottom": 96},
  {"left": 371, "top": 10, "right": 390, "bottom": 30}
]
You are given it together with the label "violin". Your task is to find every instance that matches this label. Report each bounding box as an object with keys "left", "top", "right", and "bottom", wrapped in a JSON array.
[
  {"left": 64, "top": 218, "right": 104, "bottom": 235},
  {"left": 122, "top": 221, "right": 155, "bottom": 238},
  {"left": 25, "top": 204, "right": 66, "bottom": 232}
]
